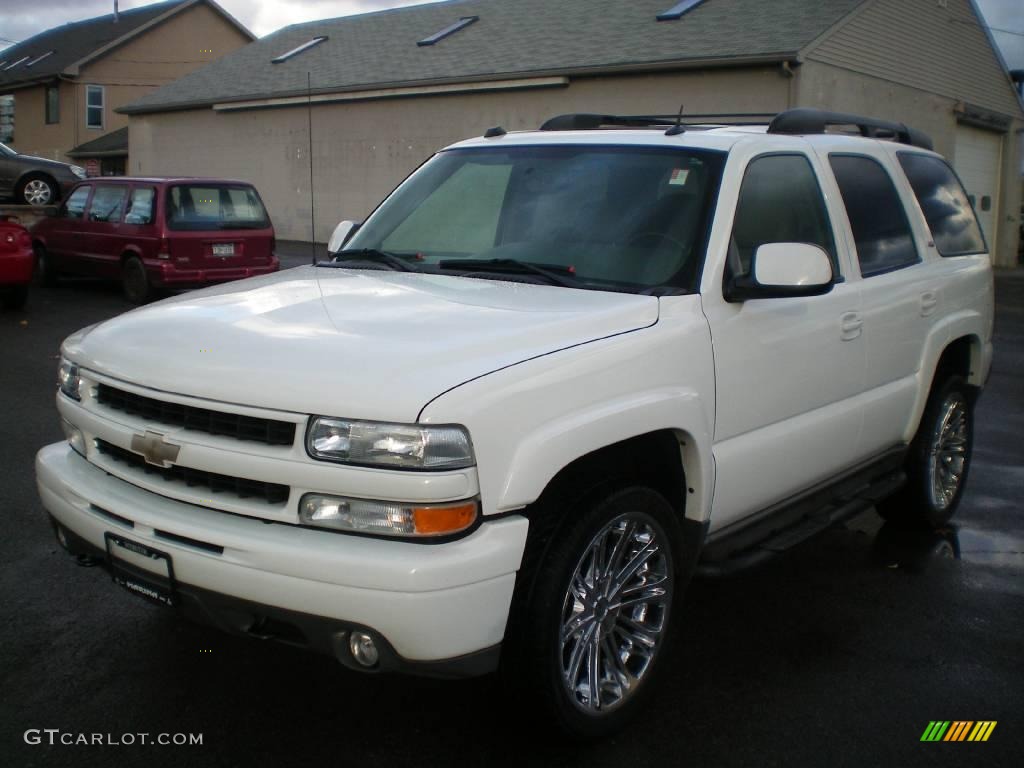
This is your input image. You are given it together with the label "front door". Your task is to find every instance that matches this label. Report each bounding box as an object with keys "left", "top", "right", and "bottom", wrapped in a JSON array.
[{"left": 702, "top": 151, "right": 865, "bottom": 531}]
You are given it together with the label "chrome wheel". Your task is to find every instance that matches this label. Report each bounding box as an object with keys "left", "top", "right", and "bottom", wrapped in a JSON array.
[
  {"left": 23, "top": 179, "right": 54, "bottom": 206},
  {"left": 926, "top": 393, "right": 968, "bottom": 511},
  {"left": 560, "top": 512, "right": 672, "bottom": 714}
]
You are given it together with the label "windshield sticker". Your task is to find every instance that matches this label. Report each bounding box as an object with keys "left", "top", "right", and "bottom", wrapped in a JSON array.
[{"left": 668, "top": 168, "right": 690, "bottom": 186}]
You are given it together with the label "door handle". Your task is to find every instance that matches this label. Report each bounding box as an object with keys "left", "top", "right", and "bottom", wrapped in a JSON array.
[
  {"left": 920, "top": 291, "right": 938, "bottom": 317},
  {"left": 840, "top": 311, "right": 863, "bottom": 341}
]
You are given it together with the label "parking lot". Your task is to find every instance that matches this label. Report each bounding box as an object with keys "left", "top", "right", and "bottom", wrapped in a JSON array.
[{"left": 1, "top": 253, "right": 1021, "bottom": 767}]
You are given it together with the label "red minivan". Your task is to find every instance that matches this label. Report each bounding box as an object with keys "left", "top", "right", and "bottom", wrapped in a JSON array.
[{"left": 32, "top": 177, "right": 280, "bottom": 303}]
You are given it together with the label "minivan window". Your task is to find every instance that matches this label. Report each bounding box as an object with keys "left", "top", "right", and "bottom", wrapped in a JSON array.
[
  {"left": 166, "top": 185, "right": 270, "bottom": 231},
  {"left": 125, "top": 187, "right": 156, "bottom": 225},
  {"left": 897, "top": 153, "right": 986, "bottom": 256},
  {"left": 348, "top": 146, "right": 726, "bottom": 293},
  {"left": 829, "top": 154, "right": 919, "bottom": 277},
  {"left": 88, "top": 185, "right": 128, "bottom": 223},
  {"left": 62, "top": 186, "right": 91, "bottom": 219}
]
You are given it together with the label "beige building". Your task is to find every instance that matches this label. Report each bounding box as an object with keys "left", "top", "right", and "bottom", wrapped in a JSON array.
[
  {"left": 121, "top": 0, "right": 1024, "bottom": 267},
  {"left": 0, "top": 0, "right": 252, "bottom": 173}
]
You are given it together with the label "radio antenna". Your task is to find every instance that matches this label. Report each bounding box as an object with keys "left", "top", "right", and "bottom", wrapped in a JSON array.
[{"left": 307, "top": 71, "right": 316, "bottom": 265}]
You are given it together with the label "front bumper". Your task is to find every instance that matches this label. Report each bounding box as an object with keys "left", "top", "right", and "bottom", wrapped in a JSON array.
[
  {"left": 36, "top": 442, "right": 529, "bottom": 675},
  {"left": 0, "top": 250, "right": 34, "bottom": 286}
]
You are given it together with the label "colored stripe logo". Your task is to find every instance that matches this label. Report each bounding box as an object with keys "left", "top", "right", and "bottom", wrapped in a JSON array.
[{"left": 921, "top": 721, "right": 997, "bottom": 742}]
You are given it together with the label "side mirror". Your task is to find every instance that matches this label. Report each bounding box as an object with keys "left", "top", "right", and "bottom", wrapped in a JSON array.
[
  {"left": 725, "top": 243, "right": 834, "bottom": 302},
  {"left": 327, "top": 220, "right": 360, "bottom": 254}
]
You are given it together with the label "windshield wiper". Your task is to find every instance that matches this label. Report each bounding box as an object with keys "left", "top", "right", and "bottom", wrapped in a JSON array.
[
  {"left": 321, "top": 248, "right": 424, "bottom": 272},
  {"left": 438, "top": 258, "right": 579, "bottom": 288}
]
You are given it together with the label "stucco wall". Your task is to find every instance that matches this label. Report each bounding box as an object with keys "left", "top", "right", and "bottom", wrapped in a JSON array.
[
  {"left": 128, "top": 67, "right": 792, "bottom": 241},
  {"left": 797, "top": 60, "right": 1022, "bottom": 268}
]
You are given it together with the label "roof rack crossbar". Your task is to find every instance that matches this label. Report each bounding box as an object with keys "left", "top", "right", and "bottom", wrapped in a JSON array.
[
  {"left": 767, "top": 108, "right": 933, "bottom": 150},
  {"left": 540, "top": 113, "right": 776, "bottom": 131}
]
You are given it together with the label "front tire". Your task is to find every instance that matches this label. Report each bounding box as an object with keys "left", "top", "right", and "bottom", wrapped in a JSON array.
[
  {"left": 503, "top": 486, "right": 687, "bottom": 738},
  {"left": 17, "top": 174, "right": 58, "bottom": 207},
  {"left": 121, "top": 256, "right": 152, "bottom": 304},
  {"left": 878, "top": 375, "right": 974, "bottom": 529},
  {"left": 35, "top": 243, "right": 59, "bottom": 286}
]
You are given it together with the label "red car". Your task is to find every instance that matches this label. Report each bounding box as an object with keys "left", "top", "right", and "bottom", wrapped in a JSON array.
[
  {"left": 0, "top": 218, "right": 33, "bottom": 309},
  {"left": 32, "top": 177, "right": 280, "bottom": 303}
]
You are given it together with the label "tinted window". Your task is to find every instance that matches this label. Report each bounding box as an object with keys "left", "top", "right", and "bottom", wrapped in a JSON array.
[
  {"left": 829, "top": 155, "right": 918, "bottom": 277},
  {"left": 897, "top": 153, "right": 986, "bottom": 256},
  {"left": 125, "top": 188, "right": 155, "bottom": 225},
  {"left": 88, "top": 185, "right": 128, "bottom": 223},
  {"left": 727, "top": 154, "right": 836, "bottom": 282},
  {"left": 62, "top": 186, "right": 90, "bottom": 219},
  {"left": 166, "top": 185, "right": 270, "bottom": 231}
]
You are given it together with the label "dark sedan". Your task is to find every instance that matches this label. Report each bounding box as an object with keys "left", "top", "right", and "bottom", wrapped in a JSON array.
[{"left": 0, "top": 141, "right": 86, "bottom": 206}]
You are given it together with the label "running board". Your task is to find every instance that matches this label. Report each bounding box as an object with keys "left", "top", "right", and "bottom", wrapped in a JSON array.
[{"left": 697, "top": 450, "right": 906, "bottom": 576}]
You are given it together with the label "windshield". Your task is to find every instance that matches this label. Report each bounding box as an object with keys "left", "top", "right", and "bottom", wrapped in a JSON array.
[
  {"left": 165, "top": 184, "right": 270, "bottom": 231},
  {"left": 0, "top": 142, "right": 14, "bottom": 157},
  {"left": 346, "top": 145, "right": 724, "bottom": 293}
]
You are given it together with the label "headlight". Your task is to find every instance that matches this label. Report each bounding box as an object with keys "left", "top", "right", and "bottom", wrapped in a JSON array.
[
  {"left": 58, "top": 358, "right": 81, "bottom": 400},
  {"left": 300, "top": 493, "right": 478, "bottom": 538},
  {"left": 307, "top": 416, "right": 474, "bottom": 470},
  {"left": 70, "top": 165, "right": 87, "bottom": 179}
]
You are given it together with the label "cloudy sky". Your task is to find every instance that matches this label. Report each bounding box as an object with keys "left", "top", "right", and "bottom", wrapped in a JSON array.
[{"left": 1, "top": 0, "right": 1022, "bottom": 69}]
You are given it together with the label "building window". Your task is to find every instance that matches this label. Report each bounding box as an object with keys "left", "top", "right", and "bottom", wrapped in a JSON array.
[
  {"left": 45, "top": 86, "right": 59, "bottom": 124},
  {"left": 86, "top": 85, "right": 104, "bottom": 129}
]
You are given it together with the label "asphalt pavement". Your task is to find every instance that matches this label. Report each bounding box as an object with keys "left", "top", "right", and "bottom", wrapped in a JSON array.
[{"left": 1, "top": 250, "right": 1021, "bottom": 767}]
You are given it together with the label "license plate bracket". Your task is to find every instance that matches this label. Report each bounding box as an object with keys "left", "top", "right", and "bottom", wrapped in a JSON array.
[
  {"left": 104, "top": 533, "right": 176, "bottom": 607},
  {"left": 212, "top": 243, "right": 235, "bottom": 257}
]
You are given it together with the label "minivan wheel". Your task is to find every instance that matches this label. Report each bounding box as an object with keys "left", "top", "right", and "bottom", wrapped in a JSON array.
[
  {"left": 121, "top": 256, "right": 152, "bottom": 304},
  {"left": 503, "top": 486, "right": 686, "bottom": 739},
  {"left": 18, "top": 174, "right": 57, "bottom": 207},
  {"left": 878, "top": 375, "right": 974, "bottom": 529},
  {"left": 35, "top": 244, "right": 59, "bottom": 286}
]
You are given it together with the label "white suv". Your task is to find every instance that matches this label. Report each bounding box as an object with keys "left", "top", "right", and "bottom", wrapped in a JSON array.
[{"left": 37, "top": 108, "right": 993, "bottom": 736}]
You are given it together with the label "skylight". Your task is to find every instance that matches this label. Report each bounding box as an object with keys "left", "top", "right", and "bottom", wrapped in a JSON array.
[
  {"left": 656, "top": 0, "right": 708, "bottom": 21},
  {"left": 26, "top": 51, "right": 54, "bottom": 67},
  {"left": 271, "top": 36, "right": 328, "bottom": 64},
  {"left": 417, "top": 16, "right": 478, "bottom": 47},
  {"left": 3, "top": 56, "right": 30, "bottom": 71}
]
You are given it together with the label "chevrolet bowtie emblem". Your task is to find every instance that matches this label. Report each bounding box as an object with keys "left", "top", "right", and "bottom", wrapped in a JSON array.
[{"left": 130, "top": 430, "right": 181, "bottom": 468}]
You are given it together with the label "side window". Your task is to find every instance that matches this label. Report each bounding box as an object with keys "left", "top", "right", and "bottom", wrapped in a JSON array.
[
  {"left": 125, "top": 187, "right": 156, "bottom": 225},
  {"left": 61, "top": 186, "right": 91, "bottom": 219},
  {"left": 88, "top": 185, "right": 128, "bottom": 223},
  {"left": 726, "top": 154, "right": 836, "bottom": 283},
  {"left": 897, "top": 153, "right": 986, "bottom": 256},
  {"left": 829, "top": 155, "right": 919, "bottom": 277}
]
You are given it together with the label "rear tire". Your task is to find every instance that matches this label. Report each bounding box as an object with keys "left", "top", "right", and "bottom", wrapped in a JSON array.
[
  {"left": 878, "top": 375, "right": 974, "bottom": 529},
  {"left": 502, "top": 486, "right": 687, "bottom": 739},
  {"left": 35, "top": 243, "right": 59, "bottom": 286},
  {"left": 121, "top": 256, "right": 152, "bottom": 304}
]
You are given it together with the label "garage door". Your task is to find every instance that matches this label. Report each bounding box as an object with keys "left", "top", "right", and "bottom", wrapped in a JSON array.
[{"left": 954, "top": 125, "right": 1002, "bottom": 251}]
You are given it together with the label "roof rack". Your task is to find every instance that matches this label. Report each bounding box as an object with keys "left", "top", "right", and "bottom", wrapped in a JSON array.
[
  {"left": 767, "top": 108, "right": 933, "bottom": 150},
  {"left": 538, "top": 108, "right": 933, "bottom": 149},
  {"left": 539, "top": 113, "right": 775, "bottom": 133}
]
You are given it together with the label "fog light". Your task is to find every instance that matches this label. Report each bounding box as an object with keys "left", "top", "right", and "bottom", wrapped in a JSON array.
[
  {"left": 349, "top": 631, "right": 379, "bottom": 668},
  {"left": 60, "top": 418, "right": 86, "bottom": 456}
]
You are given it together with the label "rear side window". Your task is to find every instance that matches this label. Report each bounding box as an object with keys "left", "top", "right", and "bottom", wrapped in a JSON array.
[
  {"left": 727, "top": 154, "right": 837, "bottom": 283},
  {"left": 166, "top": 185, "right": 269, "bottom": 231},
  {"left": 88, "top": 185, "right": 128, "bottom": 223},
  {"left": 897, "top": 153, "right": 986, "bottom": 256},
  {"left": 62, "top": 186, "right": 91, "bottom": 219},
  {"left": 125, "top": 188, "right": 155, "bottom": 225},
  {"left": 829, "top": 155, "right": 918, "bottom": 277}
]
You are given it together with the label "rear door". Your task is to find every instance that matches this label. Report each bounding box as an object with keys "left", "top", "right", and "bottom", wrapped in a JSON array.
[{"left": 164, "top": 183, "right": 273, "bottom": 270}]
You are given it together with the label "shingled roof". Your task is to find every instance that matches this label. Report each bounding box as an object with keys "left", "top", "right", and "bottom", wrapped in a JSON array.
[
  {"left": 120, "top": 0, "right": 867, "bottom": 115},
  {"left": 0, "top": 0, "right": 252, "bottom": 91}
]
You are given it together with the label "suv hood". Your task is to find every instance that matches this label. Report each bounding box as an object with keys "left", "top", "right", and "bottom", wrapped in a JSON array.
[{"left": 63, "top": 267, "right": 659, "bottom": 421}]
